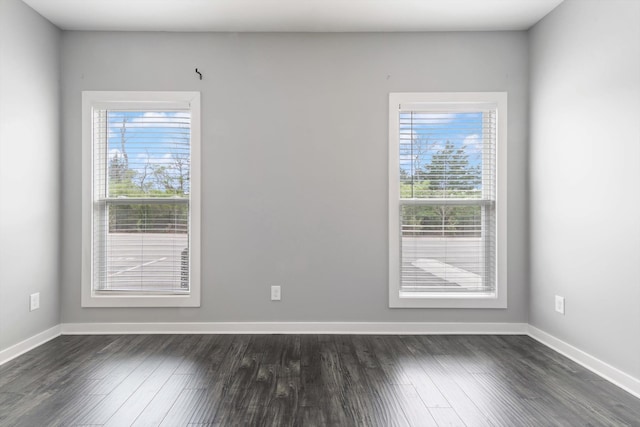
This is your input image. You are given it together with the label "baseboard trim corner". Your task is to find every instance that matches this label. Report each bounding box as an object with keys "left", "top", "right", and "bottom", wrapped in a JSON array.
[
  {"left": 0, "top": 325, "right": 62, "bottom": 366},
  {"left": 60, "top": 321, "right": 529, "bottom": 335},
  {"left": 527, "top": 325, "right": 640, "bottom": 399}
]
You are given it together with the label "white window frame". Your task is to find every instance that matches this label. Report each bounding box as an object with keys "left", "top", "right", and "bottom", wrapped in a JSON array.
[
  {"left": 389, "top": 92, "right": 507, "bottom": 308},
  {"left": 81, "top": 91, "right": 201, "bottom": 307}
]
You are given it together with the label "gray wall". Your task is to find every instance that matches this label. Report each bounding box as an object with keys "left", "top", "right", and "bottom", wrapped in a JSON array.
[
  {"left": 529, "top": 0, "right": 640, "bottom": 378},
  {"left": 0, "top": 0, "right": 61, "bottom": 351},
  {"left": 60, "top": 31, "right": 529, "bottom": 324}
]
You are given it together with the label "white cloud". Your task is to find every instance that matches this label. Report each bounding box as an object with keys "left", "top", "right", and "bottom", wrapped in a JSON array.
[
  {"left": 133, "top": 112, "right": 190, "bottom": 128},
  {"left": 429, "top": 141, "right": 446, "bottom": 151},
  {"left": 463, "top": 134, "right": 482, "bottom": 153},
  {"left": 399, "top": 127, "right": 419, "bottom": 142},
  {"left": 401, "top": 112, "right": 457, "bottom": 124},
  {"left": 424, "top": 113, "right": 457, "bottom": 122},
  {"left": 111, "top": 111, "right": 190, "bottom": 129}
]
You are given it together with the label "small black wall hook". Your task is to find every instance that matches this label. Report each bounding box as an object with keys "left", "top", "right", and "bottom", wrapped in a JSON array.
[{"left": 195, "top": 68, "right": 203, "bottom": 80}]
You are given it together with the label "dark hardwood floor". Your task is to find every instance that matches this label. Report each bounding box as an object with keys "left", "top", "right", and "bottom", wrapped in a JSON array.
[{"left": 0, "top": 334, "right": 638, "bottom": 426}]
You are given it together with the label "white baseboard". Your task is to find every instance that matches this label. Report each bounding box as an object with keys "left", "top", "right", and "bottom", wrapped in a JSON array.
[
  {"left": 61, "top": 321, "right": 528, "bottom": 335},
  {"left": 528, "top": 325, "right": 640, "bottom": 399},
  {"left": 0, "top": 325, "right": 61, "bottom": 366}
]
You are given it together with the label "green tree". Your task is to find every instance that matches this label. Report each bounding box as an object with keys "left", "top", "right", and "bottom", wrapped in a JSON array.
[
  {"left": 108, "top": 154, "right": 139, "bottom": 197},
  {"left": 402, "top": 141, "right": 482, "bottom": 237},
  {"left": 106, "top": 116, "right": 190, "bottom": 233},
  {"left": 423, "top": 140, "right": 480, "bottom": 197}
]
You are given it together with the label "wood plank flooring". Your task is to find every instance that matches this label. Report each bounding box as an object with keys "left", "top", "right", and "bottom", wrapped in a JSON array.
[{"left": 0, "top": 334, "right": 638, "bottom": 426}]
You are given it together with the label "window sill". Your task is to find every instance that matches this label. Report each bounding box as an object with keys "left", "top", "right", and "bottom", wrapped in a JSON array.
[
  {"left": 389, "top": 291, "right": 507, "bottom": 309},
  {"left": 81, "top": 292, "right": 200, "bottom": 308}
]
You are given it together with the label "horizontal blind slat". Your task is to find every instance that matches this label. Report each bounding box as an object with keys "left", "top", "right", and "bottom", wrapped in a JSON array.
[
  {"left": 93, "top": 109, "right": 192, "bottom": 293},
  {"left": 398, "top": 109, "right": 496, "bottom": 294}
]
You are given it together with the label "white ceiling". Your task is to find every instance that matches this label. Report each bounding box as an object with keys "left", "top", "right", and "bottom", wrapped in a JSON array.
[{"left": 22, "top": 0, "right": 564, "bottom": 32}]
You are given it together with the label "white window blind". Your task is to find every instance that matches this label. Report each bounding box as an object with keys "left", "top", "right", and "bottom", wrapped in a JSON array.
[
  {"left": 399, "top": 109, "right": 495, "bottom": 293},
  {"left": 92, "top": 109, "right": 192, "bottom": 294},
  {"left": 389, "top": 92, "right": 506, "bottom": 308}
]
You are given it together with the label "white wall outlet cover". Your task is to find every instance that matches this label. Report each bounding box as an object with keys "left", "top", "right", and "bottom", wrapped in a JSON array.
[
  {"left": 271, "top": 286, "right": 281, "bottom": 301},
  {"left": 555, "top": 295, "right": 565, "bottom": 314},
  {"left": 30, "top": 293, "right": 40, "bottom": 311}
]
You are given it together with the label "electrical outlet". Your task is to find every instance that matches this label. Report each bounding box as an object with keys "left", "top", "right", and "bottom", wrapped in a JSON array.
[
  {"left": 271, "top": 286, "right": 281, "bottom": 301},
  {"left": 30, "top": 293, "right": 40, "bottom": 311},
  {"left": 555, "top": 295, "right": 565, "bottom": 315}
]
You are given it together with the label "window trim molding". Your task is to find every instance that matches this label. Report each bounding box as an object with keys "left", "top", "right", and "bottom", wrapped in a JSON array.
[
  {"left": 81, "top": 91, "right": 201, "bottom": 308},
  {"left": 388, "top": 92, "right": 507, "bottom": 309}
]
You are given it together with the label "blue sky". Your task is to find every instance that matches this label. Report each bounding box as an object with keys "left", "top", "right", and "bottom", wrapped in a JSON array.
[
  {"left": 399, "top": 112, "right": 485, "bottom": 175},
  {"left": 107, "top": 111, "right": 190, "bottom": 158},
  {"left": 107, "top": 110, "right": 191, "bottom": 193}
]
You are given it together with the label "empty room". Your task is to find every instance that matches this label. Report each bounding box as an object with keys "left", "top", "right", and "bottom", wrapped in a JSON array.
[{"left": 1, "top": 0, "right": 639, "bottom": 425}]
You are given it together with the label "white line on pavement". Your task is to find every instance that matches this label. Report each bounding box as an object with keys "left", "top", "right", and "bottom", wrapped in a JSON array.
[{"left": 110, "top": 257, "right": 168, "bottom": 276}]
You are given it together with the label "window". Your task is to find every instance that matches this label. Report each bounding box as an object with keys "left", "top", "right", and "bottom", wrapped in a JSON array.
[
  {"left": 82, "top": 91, "right": 201, "bottom": 307},
  {"left": 389, "top": 92, "right": 507, "bottom": 308}
]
